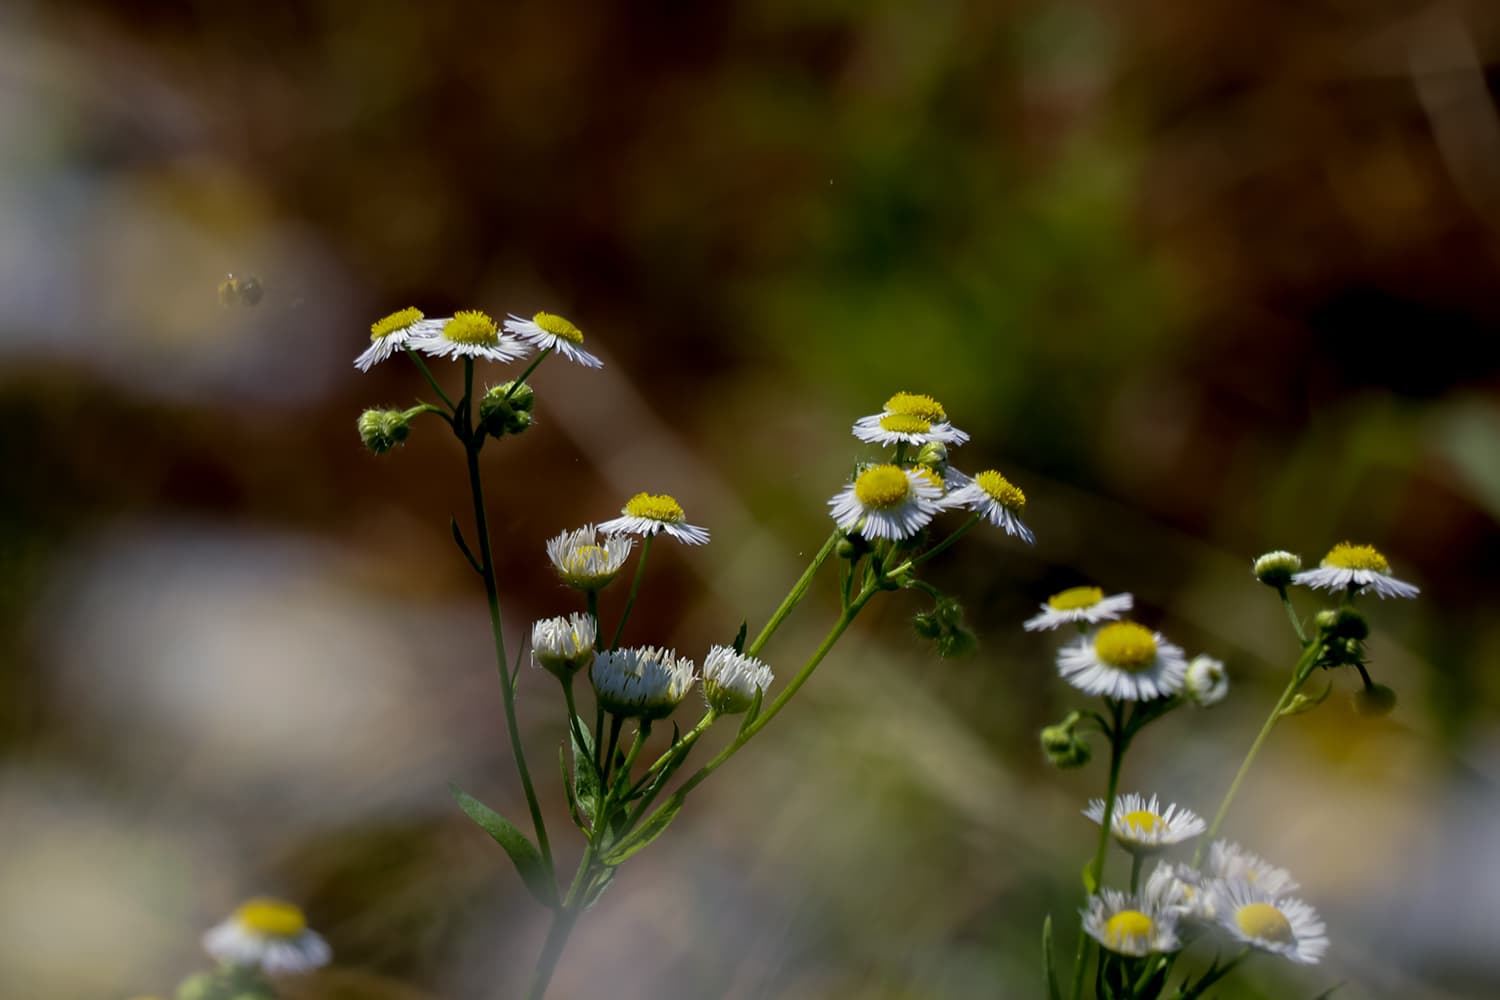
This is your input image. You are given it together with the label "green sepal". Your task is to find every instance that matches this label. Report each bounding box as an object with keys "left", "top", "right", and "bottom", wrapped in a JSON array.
[
  {"left": 1042, "top": 914, "right": 1062, "bottom": 1000},
  {"left": 731, "top": 621, "right": 748, "bottom": 654},
  {"left": 738, "top": 687, "right": 764, "bottom": 736},
  {"left": 583, "top": 866, "right": 616, "bottom": 910},
  {"left": 449, "top": 784, "right": 558, "bottom": 909},
  {"left": 560, "top": 743, "right": 589, "bottom": 832},
  {"left": 600, "top": 797, "right": 684, "bottom": 865}
]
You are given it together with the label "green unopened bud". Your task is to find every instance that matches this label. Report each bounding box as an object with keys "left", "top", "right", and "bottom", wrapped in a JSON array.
[
  {"left": 1319, "top": 636, "right": 1364, "bottom": 667},
  {"left": 357, "top": 408, "right": 411, "bottom": 454},
  {"left": 1352, "top": 682, "right": 1397, "bottom": 717},
  {"left": 1253, "top": 550, "right": 1302, "bottom": 588},
  {"left": 496, "top": 380, "right": 535, "bottom": 411},
  {"left": 911, "top": 612, "right": 943, "bottom": 640},
  {"left": 915, "top": 441, "right": 948, "bottom": 470},
  {"left": 1315, "top": 606, "right": 1369, "bottom": 640},
  {"left": 1281, "top": 693, "right": 1319, "bottom": 717},
  {"left": 479, "top": 384, "right": 537, "bottom": 437},
  {"left": 936, "top": 626, "right": 978, "bottom": 659},
  {"left": 837, "top": 534, "right": 870, "bottom": 560},
  {"left": 934, "top": 597, "right": 964, "bottom": 628},
  {"left": 1040, "top": 723, "right": 1091, "bottom": 769}
]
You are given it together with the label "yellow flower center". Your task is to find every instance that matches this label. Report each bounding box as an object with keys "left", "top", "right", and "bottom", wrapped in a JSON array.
[
  {"left": 1103, "top": 910, "right": 1154, "bottom": 949},
  {"left": 1121, "top": 810, "right": 1164, "bottom": 834},
  {"left": 371, "top": 306, "right": 423, "bottom": 341},
  {"left": 976, "top": 470, "right": 1025, "bottom": 511},
  {"left": 913, "top": 467, "right": 944, "bottom": 491},
  {"left": 1049, "top": 586, "right": 1104, "bottom": 611},
  {"left": 1235, "top": 902, "right": 1294, "bottom": 945},
  {"left": 884, "top": 391, "right": 947, "bottom": 423},
  {"left": 443, "top": 310, "right": 499, "bottom": 346},
  {"left": 623, "top": 492, "right": 686, "bottom": 523},
  {"left": 533, "top": 311, "right": 584, "bottom": 344},
  {"left": 235, "top": 898, "right": 307, "bottom": 938},
  {"left": 853, "top": 465, "right": 912, "bottom": 509},
  {"left": 877, "top": 413, "right": 932, "bottom": 434},
  {"left": 1094, "top": 623, "right": 1158, "bottom": 671},
  {"left": 1323, "top": 542, "right": 1389, "bottom": 573},
  {"left": 564, "top": 545, "right": 608, "bottom": 573}
]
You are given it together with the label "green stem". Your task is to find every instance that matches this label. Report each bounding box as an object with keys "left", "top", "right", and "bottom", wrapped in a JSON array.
[
  {"left": 507, "top": 347, "right": 552, "bottom": 397},
  {"left": 600, "top": 714, "right": 624, "bottom": 788},
  {"left": 610, "top": 533, "right": 653, "bottom": 650},
  {"left": 1072, "top": 700, "right": 1124, "bottom": 1000},
  {"left": 1278, "top": 586, "right": 1307, "bottom": 644},
  {"left": 526, "top": 838, "right": 597, "bottom": 1000},
  {"left": 746, "top": 530, "right": 840, "bottom": 657},
  {"left": 404, "top": 347, "right": 457, "bottom": 412},
  {"left": 560, "top": 676, "right": 601, "bottom": 789},
  {"left": 1129, "top": 854, "right": 1143, "bottom": 894},
  {"left": 883, "top": 513, "right": 982, "bottom": 580}
]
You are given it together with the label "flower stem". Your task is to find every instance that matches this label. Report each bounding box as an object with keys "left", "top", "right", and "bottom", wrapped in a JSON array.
[
  {"left": 1277, "top": 586, "right": 1307, "bottom": 644},
  {"left": 1071, "top": 700, "right": 1124, "bottom": 1000},
  {"left": 746, "top": 530, "right": 840, "bottom": 657},
  {"left": 506, "top": 347, "right": 552, "bottom": 398},
  {"left": 1129, "top": 854, "right": 1143, "bottom": 894},
  {"left": 610, "top": 533, "right": 653, "bottom": 650},
  {"left": 404, "top": 347, "right": 457, "bottom": 412}
]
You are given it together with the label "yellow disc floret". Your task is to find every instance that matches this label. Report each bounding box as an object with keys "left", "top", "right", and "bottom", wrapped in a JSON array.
[
  {"left": 533, "top": 311, "right": 584, "bottom": 344},
  {"left": 235, "top": 898, "right": 307, "bottom": 938},
  {"left": 443, "top": 310, "right": 499, "bottom": 346},
  {"left": 624, "top": 492, "right": 686, "bottom": 523},
  {"left": 1235, "top": 902, "right": 1294, "bottom": 945},
  {"left": 976, "top": 470, "right": 1025, "bottom": 512},
  {"left": 854, "top": 465, "right": 912, "bottom": 509},
  {"left": 1094, "top": 622, "right": 1158, "bottom": 671},
  {"left": 1322, "top": 542, "right": 1389, "bottom": 573},
  {"left": 1103, "top": 910, "right": 1154, "bottom": 951},
  {"left": 884, "top": 391, "right": 947, "bottom": 423},
  {"left": 564, "top": 545, "right": 608, "bottom": 574},
  {"left": 371, "top": 307, "right": 423, "bottom": 341},
  {"left": 1049, "top": 586, "right": 1103, "bottom": 611},
  {"left": 1120, "top": 810, "right": 1164, "bottom": 835},
  {"left": 877, "top": 413, "right": 932, "bottom": 434}
]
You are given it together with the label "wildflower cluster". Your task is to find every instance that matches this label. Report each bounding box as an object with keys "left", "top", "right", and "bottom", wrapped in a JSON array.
[
  {"left": 1035, "top": 545, "right": 1417, "bottom": 998},
  {"left": 135, "top": 899, "right": 330, "bottom": 1000}
]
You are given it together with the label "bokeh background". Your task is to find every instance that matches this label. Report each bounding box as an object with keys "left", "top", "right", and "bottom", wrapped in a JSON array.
[{"left": 3, "top": 1, "right": 1500, "bottom": 997}]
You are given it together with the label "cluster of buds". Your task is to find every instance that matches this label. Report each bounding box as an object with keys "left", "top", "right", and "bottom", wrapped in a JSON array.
[
  {"left": 357, "top": 408, "right": 413, "bottom": 454},
  {"left": 1040, "top": 711, "right": 1092, "bottom": 769},
  {"left": 911, "top": 595, "right": 978, "bottom": 659},
  {"left": 478, "top": 380, "right": 535, "bottom": 438}
]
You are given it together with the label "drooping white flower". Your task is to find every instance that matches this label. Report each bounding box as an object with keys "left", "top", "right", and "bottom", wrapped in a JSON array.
[
  {"left": 354, "top": 307, "right": 442, "bottom": 371},
  {"left": 1023, "top": 587, "right": 1133, "bottom": 631},
  {"left": 945, "top": 469, "right": 1034, "bottom": 543},
  {"left": 503, "top": 311, "right": 603, "bottom": 368},
  {"left": 202, "top": 898, "right": 331, "bottom": 975},
  {"left": 1292, "top": 542, "right": 1418, "bottom": 599},
  {"left": 599, "top": 493, "right": 710, "bottom": 545},
  {"left": 1057, "top": 622, "right": 1188, "bottom": 701}
]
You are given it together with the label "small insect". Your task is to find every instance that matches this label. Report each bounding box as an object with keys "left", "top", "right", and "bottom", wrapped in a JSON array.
[{"left": 217, "top": 272, "right": 264, "bottom": 306}]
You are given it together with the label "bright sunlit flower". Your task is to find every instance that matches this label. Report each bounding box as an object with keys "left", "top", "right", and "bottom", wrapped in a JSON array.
[
  {"left": 1184, "top": 654, "right": 1229, "bottom": 707},
  {"left": 415, "top": 310, "right": 528, "bottom": 363},
  {"left": 531, "top": 613, "right": 597, "bottom": 678},
  {"left": 1210, "top": 880, "right": 1328, "bottom": 965},
  {"left": 1023, "top": 586, "right": 1133, "bottom": 631},
  {"left": 1084, "top": 793, "right": 1206, "bottom": 855},
  {"left": 503, "top": 311, "right": 603, "bottom": 368},
  {"left": 1292, "top": 542, "right": 1419, "bottom": 599},
  {"left": 702, "top": 645, "right": 773, "bottom": 715},
  {"left": 828, "top": 464, "right": 944, "bottom": 541},
  {"left": 1206, "top": 840, "right": 1301, "bottom": 897},
  {"left": 591, "top": 646, "right": 696, "bottom": 719},
  {"left": 1057, "top": 622, "right": 1188, "bottom": 701},
  {"left": 546, "top": 524, "right": 633, "bottom": 591},
  {"left": 354, "top": 307, "right": 442, "bottom": 371},
  {"left": 1081, "top": 889, "right": 1180, "bottom": 957},
  {"left": 851, "top": 412, "right": 969, "bottom": 447},
  {"left": 945, "top": 469, "right": 1034, "bottom": 542},
  {"left": 599, "top": 493, "right": 710, "bottom": 545},
  {"left": 202, "top": 898, "right": 331, "bottom": 975}
]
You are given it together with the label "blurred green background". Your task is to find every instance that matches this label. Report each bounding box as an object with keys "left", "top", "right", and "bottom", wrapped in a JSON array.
[{"left": 3, "top": 1, "right": 1499, "bottom": 997}]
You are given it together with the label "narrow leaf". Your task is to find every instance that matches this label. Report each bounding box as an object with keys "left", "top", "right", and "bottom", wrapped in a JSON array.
[
  {"left": 449, "top": 516, "right": 483, "bottom": 575},
  {"left": 1042, "top": 915, "right": 1061, "bottom": 1000},
  {"left": 1082, "top": 859, "right": 1100, "bottom": 894},
  {"left": 449, "top": 785, "right": 558, "bottom": 908},
  {"left": 570, "top": 715, "right": 599, "bottom": 824},
  {"left": 731, "top": 620, "right": 748, "bottom": 653},
  {"left": 559, "top": 744, "right": 589, "bottom": 832},
  {"left": 601, "top": 797, "right": 684, "bottom": 865}
]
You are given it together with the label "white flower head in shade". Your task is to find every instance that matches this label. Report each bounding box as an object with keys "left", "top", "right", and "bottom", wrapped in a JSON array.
[
  {"left": 599, "top": 493, "right": 710, "bottom": 545},
  {"left": 1143, "top": 860, "right": 1196, "bottom": 919},
  {"left": 946, "top": 469, "right": 1034, "bottom": 542},
  {"left": 531, "top": 613, "right": 597, "bottom": 678},
  {"left": 202, "top": 898, "right": 331, "bottom": 975},
  {"left": 355, "top": 307, "right": 442, "bottom": 371},
  {"left": 546, "top": 524, "right": 633, "bottom": 591},
  {"left": 1081, "top": 889, "right": 1180, "bottom": 957},
  {"left": 1252, "top": 550, "right": 1302, "bottom": 588},
  {"left": 1057, "top": 622, "right": 1188, "bottom": 701},
  {"left": 1210, "top": 880, "right": 1328, "bottom": 965},
  {"left": 1023, "top": 586, "right": 1133, "bottom": 632},
  {"left": 415, "top": 310, "right": 528, "bottom": 363},
  {"left": 591, "top": 646, "right": 696, "bottom": 719},
  {"left": 503, "top": 311, "right": 603, "bottom": 368},
  {"left": 828, "top": 463, "right": 943, "bottom": 541},
  {"left": 1184, "top": 655, "right": 1229, "bottom": 707},
  {"left": 1207, "top": 840, "right": 1300, "bottom": 897},
  {"left": 702, "top": 644, "right": 773, "bottom": 715},
  {"left": 1083, "top": 793, "right": 1206, "bottom": 855},
  {"left": 1292, "top": 542, "right": 1419, "bottom": 600}
]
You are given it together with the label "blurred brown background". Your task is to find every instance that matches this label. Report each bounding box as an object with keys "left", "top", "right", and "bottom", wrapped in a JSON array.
[{"left": 2, "top": 1, "right": 1499, "bottom": 997}]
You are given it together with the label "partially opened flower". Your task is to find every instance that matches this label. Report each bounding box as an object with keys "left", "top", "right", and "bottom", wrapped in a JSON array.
[
  {"left": 415, "top": 310, "right": 528, "bottom": 364},
  {"left": 354, "top": 307, "right": 441, "bottom": 371},
  {"left": 1023, "top": 587, "right": 1133, "bottom": 632},
  {"left": 1083, "top": 793, "right": 1206, "bottom": 855},
  {"left": 828, "top": 463, "right": 943, "bottom": 541},
  {"left": 531, "top": 613, "right": 597, "bottom": 678},
  {"left": 600, "top": 493, "right": 710, "bottom": 545},
  {"left": 503, "top": 311, "right": 603, "bottom": 368},
  {"left": 946, "top": 469, "right": 1034, "bottom": 542},
  {"left": 1057, "top": 622, "right": 1188, "bottom": 701},
  {"left": 1210, "top": 880, "right": 1328, "bottom": 965},
  {"left": 546, "top": 525, "right": 633, "bottom": 591},
  {"left": 1293, "top": 542, "right": 1419, "bottom": 599},
  {"left": 203, "top": 898, "right": 331, "bottom": 975},
  {"left": 1206, "top": 840, "right": 1300, "bottom": 897},
  {"left": 1184, "top": 655, "right": 1229, "bottom": 707},
  {"left": 591, "top": 647, "right": 696, "bottom": 719},
  {"left": 1081, "top": 889, "right": 1180, "bottom": 957},
  {"left": 702, "top": 645, "right": 773, "bottom": 714}
]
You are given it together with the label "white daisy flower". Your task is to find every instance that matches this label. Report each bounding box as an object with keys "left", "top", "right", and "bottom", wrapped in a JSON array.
[
  {"left": 880, "top": 391, "right": 967, "bottom": 437},
  {"left": 1184, "top": 655, "right": 1229, "bottom": 707},
  {"left": 202, "top": 898, "right": 331, "bottom": 975},
  {"left": 827, "top": 464, "right": 943, "bottom": 541},
  {"left": 1080, "top": 888, "right": 1180, "bottom": 957},
  {"left": 702, "top": 645, "right": 773, "bottom": 715},
  {"left": 546, "top": 524, "right": 633, "bottom": 591},
  {"left": 1292, "top": 542, "right": 1419, "bottom": 599},
  {"left": 415, "top": 310, "right": 528, "bottom": 364},
  {"left": 598, "top": 492, "right": 710, "bottom": 545},
  {"left": 1083, "top": 793, "right": 1206, "bottom": 855},
  {"left": 945, "top": 469, "right": 1034, "bottom": 542},
  {"left": 1023, "top": 586, "right": 1133, "bottom": 632},
  {"left": 851, "top": 412, "right": 969, "bottom": 447},
  {"left": 1057, "top": 622, "right": 1189, "bottom": 701},
  {"left": 591, "top": 646, "right": 696, "bottom": 719},
  {"left": 531, "top": 613, "right": 597, "bottom": 678},
  {"left": 1143, "top": 861, "right": 1196, "bottom": 919},
  {"left": 1206, "top": 840, "right": 1300, "bottom": 897},
  {"left": 503, "top": 311, "right": 603, "bottom": 368},
  {"left": 1211, "top": 880, "right": 1328, "bottom": 965},
  {"left": 354, "top": 307, "right": 442, "bottom": 371}
]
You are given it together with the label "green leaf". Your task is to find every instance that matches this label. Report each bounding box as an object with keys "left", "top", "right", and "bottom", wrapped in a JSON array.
[
  {"left": 1042, "top": 915, "right": 1062, "bottom": 1000},
  {"left": 559, "top": 744, "right": 589, "bottom": 832},
  {"left": 1082, "top": 858, "right": 1100, "bottom": 894},
  {"left": 731, "top": 620, "right": 748, "bottom": 653},
  {"left": 583, "top": 867, "right": 616, "bottom": 911},
  {"left": 449, "top": 785, "right": 558, "bottom": 909},
  {"left": 600, "top": 796, "right": 684, "bottom": 865},
  {"left": 570, "top": 716, "right": 599, "bottom": 824},
  {"left": 449, "top": 516, "right": 482, "bottom": 575}
]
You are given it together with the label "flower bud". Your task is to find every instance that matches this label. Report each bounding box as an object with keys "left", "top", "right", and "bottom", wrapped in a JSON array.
[
  {"left": 531, "top": 614, "right": 597, "bottom": 679},
  {"left": 915, "top": 440, "right": 949, "bottom": 470},
  {"left": 1040, "top": 723, "right": 1091, "bottom": 769},
  {"left": 837, "top": 534, "right": 870, "bottom": 560},
  {"left": 911, "top": 612, "right": 943, "bottom": 640},
  {"left": 703, "top": 645, "right": 772, "bottom": 715},
  {"left": 1314, "top": 606, "right": 1369, "bottom": 640},
  {"left": 357, "top": 408, "right": 411, "bottom": 454},
  {"left": 1184, "top": 655, "right": 1229, "bottom": 707},
  {"left": 936, "top": 626, "right": 978, "bottom": 659},
  {"left": 478, "top": 384, "right": 537, "bottom": 438},
  {"left": 1253, "top": 550, "right": 1302, "bottom": 588},
  {"left": 1352, "top": 682, "right": 1397, "bottom": 717}
]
